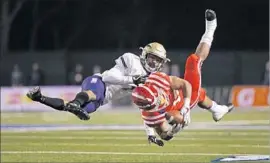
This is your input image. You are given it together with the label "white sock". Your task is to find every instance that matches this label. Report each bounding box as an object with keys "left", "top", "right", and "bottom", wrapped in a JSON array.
[
  {"left": 144, "top": 122, "right": 156, "bottom": 136},
  {"left": 200, "top": 19, "right": 217, "bottom": 46},
  {"left": 208, "top": 101, "right": 228, "bottom": 113}
]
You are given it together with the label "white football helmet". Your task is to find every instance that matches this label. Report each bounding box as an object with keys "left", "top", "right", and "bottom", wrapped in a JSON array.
[{"left": 140, "top": 42, "right": 170, "bottom": 73}]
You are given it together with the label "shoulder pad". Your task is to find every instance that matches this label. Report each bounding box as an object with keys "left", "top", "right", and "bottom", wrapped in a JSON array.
[
  {"left": 148, "top": 72, "right": 171, "bottom": 84},
  {"left": 115, "top": 53, "right": 139, "bottom": 69}
]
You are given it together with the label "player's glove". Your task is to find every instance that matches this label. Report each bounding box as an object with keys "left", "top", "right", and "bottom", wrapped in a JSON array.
[
  {"left": 180, "top": 106, "right": 191, "bottom": 127},
  {"left": 148, "top": 135, "right": 164, "bottom": 147},
  {"left": 171, "top": 123, "right": 183, "bottom": 134},
  {"left": 205, "top": 9, "right": 216, "bottom": 21},
  {"left": 132, "top": 75, "right": 147, "bottom": 86}
]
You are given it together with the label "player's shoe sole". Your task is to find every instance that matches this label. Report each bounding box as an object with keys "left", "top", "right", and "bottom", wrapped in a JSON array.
[
  {"left": 213, "top": 103, "right": 234, "bottom": 122},
  {"left": 26, "top": 86, "right": 42, "bottom": 102},
  {"left": 64, "top": 102, "right": 90, "bottom": 120}
]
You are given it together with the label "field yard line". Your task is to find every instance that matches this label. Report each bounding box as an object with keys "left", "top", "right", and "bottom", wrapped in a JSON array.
[
  {"left": 4, "top": 131, "right": 268, "bottom": 136},
  {"left": 1, "top": 151, "right": 268, "bottom": 156},
  {"left": 70, "top": 131, "right": 269, "bottom": 136},
  {"left": 2, "top": 142, "right": 269, "bottom": 148},
  {"left": 2, "top": 135, "right": 268, "bottom": 141}
]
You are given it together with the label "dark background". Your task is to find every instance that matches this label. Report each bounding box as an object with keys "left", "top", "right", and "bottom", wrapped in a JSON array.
[{"left": 0, "top": 0, "right": 269, "bottom": 86}]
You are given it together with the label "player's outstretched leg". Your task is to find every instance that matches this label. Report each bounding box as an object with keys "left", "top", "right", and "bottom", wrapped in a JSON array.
[
  {"left": 64, "top": 75, "right": 105, "bottom": 120},
  {"left": 27, "top": 86, "right": 65, "bottom": 111},
  {"left": 195, "top": 9, "right": 217, "bottom": 61},
  {"left": 197, "top": 95, "right": 234, "bottom": 122}
]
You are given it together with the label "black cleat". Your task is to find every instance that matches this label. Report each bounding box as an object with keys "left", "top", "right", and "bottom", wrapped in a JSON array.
[
  {"left": 226, "top": 103, "right": 234, "bottom": 113},
  {"left": 64, "top": 102, "right": 90, "bottom": 120},
  {"left": 205, "top": 9, "right": 216, "bottom": 21},
  {"left": 26, "top": 86, "right": 42, "bottom": 102}
]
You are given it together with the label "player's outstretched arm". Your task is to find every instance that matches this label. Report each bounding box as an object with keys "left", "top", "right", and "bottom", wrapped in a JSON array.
[
  {"left": 170, "top": 76, "right": 192, "bottom": 126},
  {"left": 170, "top": 76, "right": 192, "bottom": 105},
  {"left": 195, "top": 9, "right": 217, "bottom": 61}
]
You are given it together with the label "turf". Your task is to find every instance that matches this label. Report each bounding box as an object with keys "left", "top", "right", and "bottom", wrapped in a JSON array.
[
  {"left": 1, "top": 109, "right": 269, "bottom": 124},
  {"left": 1, "top": 130, "right": 269, "bottom": 162},
  {"left": 1, "top": 109, "right": 270, "bottom": 162}
]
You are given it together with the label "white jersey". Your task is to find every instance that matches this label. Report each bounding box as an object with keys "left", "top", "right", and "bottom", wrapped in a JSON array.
[
  {"left": 101, "top": 53, "right": 148, "bottom": 104},
  {"left": 99, "top": 52, "right": 156, "bottom": 138}
]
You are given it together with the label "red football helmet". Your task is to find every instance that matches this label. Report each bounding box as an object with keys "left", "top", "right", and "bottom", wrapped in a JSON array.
[{"left": 131, "top": 84, "right": 159, "bottom": 110}]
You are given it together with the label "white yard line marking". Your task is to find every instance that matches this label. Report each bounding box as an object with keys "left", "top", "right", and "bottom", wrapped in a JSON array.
[
  {"left": 2, "top": 142, "right": 269, "bottom": 148},
  {"left": 2, "top": 135, "right": 268, "bottom": 141},
  {"left": 3, "top": 131, "right": 268, "bottom": 136},
  {"left": 1, "top": 151, "right": 267, "bottom": 156}
]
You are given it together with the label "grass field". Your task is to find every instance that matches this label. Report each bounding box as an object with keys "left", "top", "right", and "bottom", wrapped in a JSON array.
[
  {"left": 1, "top": 109, "right": 270, "bottom": 162},
  {"left": 1, "top": 108, "right": 270, "bottom": 124}
]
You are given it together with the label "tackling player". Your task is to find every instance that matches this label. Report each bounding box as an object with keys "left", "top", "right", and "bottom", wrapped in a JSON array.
[
  {"left": 132, "top": 9, "right": 234, "bottom": 146},
  {"left": 27, "top": 42, "right": 170, "bottom": 120}
]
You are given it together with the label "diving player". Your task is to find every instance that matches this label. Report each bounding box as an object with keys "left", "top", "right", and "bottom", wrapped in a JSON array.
[{"left": 132, "top": 9, "right": 234, "bottom": 146}]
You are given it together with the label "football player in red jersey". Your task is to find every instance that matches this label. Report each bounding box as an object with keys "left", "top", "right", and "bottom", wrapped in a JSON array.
[
  {"left": 132, "top": 9, "right": 233, "bottom": 146},
  {"left": 132, "top": 72, "right": 191, "bottom": 143}
]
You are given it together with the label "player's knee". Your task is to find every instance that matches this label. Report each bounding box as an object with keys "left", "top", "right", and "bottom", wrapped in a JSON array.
[
  {"left": 187, "top": 54, "right": 199, "bottom": 63},
  {"left": 197, "top": 101, "right": 211, "bottom": 109},
  {"left": 84, "top": 90, "right": 97, "bottom": 101},
  {"left": 186, "top": 54, "right": 201, "bottom": 70},
  {"left": 83, "top": 102, "right": 98, "bottom": 114}
]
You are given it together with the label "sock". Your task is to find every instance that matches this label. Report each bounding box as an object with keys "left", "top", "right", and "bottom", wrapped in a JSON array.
[
  {"left": 208, "top": 101, "right": 228, "bottom": 113},
  {"left": 72, "top": 91, "right": 90, "bottom": 106},
  {"left": 143, "top": 122, "right": 156, "bottom": 136},
  {"left": 200, "top": 19, "right": 217, "bottom": 46},
  {"left": 40, "top": 96, "right": 65, "bottom": 111}
]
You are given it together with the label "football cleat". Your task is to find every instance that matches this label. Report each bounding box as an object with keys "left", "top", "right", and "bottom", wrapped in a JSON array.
[
  {"left": 212, "top": 103, "right": 234, "bottom": 122},
  {"left": 205, "top": 9, "right": 216, "bottom": 21},
  {"left": 26, "top": 86, "right": 42, "bottom": 102},
  {"left": 148, "top": 135, "right": 164, "bottom": 147},
  {"left": 64, "top": 102, "right": 90, "bottom": 120}
]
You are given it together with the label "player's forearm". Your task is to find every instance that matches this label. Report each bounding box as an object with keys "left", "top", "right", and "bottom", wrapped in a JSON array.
[
  {"left": 170, "top": 76, "right": 192, "bottom": 100},
  {"left": 181, "top": 80, "right": 192, "bottom": 106}
]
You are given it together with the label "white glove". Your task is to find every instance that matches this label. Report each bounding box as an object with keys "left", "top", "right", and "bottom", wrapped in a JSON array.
[
  {"left": 171, "top": 123, "right": 183, "bottom": 134},
  {"left": 180, "top": 106, "right": 191, "bottom": 127}
]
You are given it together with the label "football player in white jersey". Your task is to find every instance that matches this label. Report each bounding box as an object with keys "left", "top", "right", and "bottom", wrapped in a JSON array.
[{"left": 27, "top": 42, "right": 169, "bottom": 120}]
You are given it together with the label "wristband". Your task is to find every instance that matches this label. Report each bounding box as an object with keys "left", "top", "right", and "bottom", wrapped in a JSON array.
[{"left": 184, "top": 98, "right": 191, "bottom": 108}]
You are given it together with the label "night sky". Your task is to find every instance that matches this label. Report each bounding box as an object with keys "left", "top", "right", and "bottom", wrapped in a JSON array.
[{"left": 6, "top": 0, "right": 270, "bottom": 51}]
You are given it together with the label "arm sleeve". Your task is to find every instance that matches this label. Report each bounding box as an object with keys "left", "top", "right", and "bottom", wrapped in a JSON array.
[
  {"left": 102, "top": 53, "right": 137, "bottom": 85},
  {"left": 102, "top": 64, "right": 134, "bottom": 85}
]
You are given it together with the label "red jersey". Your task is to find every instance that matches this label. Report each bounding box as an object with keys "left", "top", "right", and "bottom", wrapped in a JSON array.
[{"left": 141, "top": 72, "right": 184, "bottom": 126}]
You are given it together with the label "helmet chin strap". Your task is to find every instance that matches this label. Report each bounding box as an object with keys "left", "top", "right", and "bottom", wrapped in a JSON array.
[
  {"left": 140, "top": 58, "right": 151, "bottom": 74},
  {"left": 145, "top": 63, "right": 156, "bottom": 73},
  {"left": 144, "top": 58, "right": 162, "bottom": 73}
]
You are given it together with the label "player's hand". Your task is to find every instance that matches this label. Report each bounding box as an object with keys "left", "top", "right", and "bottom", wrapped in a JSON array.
[
  {"left": 205, "top": 9, "right": 216, "bottom": 21},
  {"left": 132, "top": 75, "right": 147, "bottom": 86},
  {"left": 148, "top": 135, "right": 164, "bottom": 147},
  {"left": 171, "top": 123, "right": 183, "bottom": 134},
  {"left": 180, "top": 106, "right": 191, "bottom": 127}
]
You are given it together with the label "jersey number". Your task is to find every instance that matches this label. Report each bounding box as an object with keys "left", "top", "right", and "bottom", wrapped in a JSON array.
[{"left": 91, "top": 78, "right": 98, "bottom": 83}]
